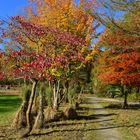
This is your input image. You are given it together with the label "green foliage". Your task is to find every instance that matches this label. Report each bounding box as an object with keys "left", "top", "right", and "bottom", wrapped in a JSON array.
[
  {"left": 21, "top": 84, "right": 31, "bottom": 102},
  {"left": 68, "top": 87, "right": 76, "bottom": 104},
  {"left": 92, "top": 80, "right": 108, "bottom": 97},
  {"left": 45, "top": 86, "right": 52, "bottom": 107},
  {"left": 105, "top": 85, "right": 121, "bottom": 98},
  {"left": 75, "top": 83, "right": 81, "bottom": 94},
  {"left": 36, "top": 82, "right": 52, "bottom": 107},
  {"left": 128, "top": 93, "right": 140, "bottom": 102},
  {"left": 91, "top": 60, "right": 108, "bottom": 97},
  {"left": 86, "top": 83, "right": 94, "bottom": 94}
]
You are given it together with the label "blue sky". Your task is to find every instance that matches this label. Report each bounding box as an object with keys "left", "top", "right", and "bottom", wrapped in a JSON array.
[
  {"left": 0, "top": 0, "right": 28, "bottom": 18},
  {"left": 0, "top": 0, "right": 28, "bottom": 49},
  {"left": 0, "top": 0, "right": 105, "bottom": 50},
  {"left": 0, "top": 0, "right": 123, "bottom": 50},
  {"left": 0, "top": 0, "right": 81, "bottom": 18}
]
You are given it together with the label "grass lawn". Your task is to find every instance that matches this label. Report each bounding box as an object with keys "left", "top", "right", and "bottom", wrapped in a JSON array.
[
  {"left": 0, "top": 95, "right": 98, "bottom": 140},
  {"left": 0, "top": 95, "right": 21, "bottom": 126},
  {"left": 103, "top": 102, "right": 140, "bottom": 140},
  {"left": 0, "top": 94, "right": 140, "bottom": 140}
]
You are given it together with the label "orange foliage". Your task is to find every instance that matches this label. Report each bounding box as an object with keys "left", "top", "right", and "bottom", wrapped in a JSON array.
[
  {"left": 26, "top": 0, "right": 98, "bottom": 45},
  {"left": 99, "top": 50, "right": 140, "bottom": 87},
  {"left": 99, "top": 8, "right": 140, "bottom": 49},
  {"left": 100, "top": 29, "right": 140, "bottom": 49}
]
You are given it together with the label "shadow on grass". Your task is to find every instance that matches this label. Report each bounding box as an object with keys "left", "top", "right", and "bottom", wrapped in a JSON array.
[
  {"left": 31, "top": 123, "right": 140, "bottom": 137},
  {"left": 78, "top": 113, "right": 117, "bottom": 120},
  {"left": 78, "top": 106, "right": 104, "bottom": 111},
  {"left": 43, "top": 104, "right": 116, "bottom": 129},
  {"left": 0, "top": 95, "right": 21, "bottom": 113},
  {"left": 45, "top": 119, "right": 114, "bottom": 128},
  {"left": 77, "top": 105, "right": 117, "bottom": 120},
  {"left": 105, "top": 103, "right": 140, "bottom": 110},
  {"left": 24, "top": 100, "right": 139, "bottom": 138}
]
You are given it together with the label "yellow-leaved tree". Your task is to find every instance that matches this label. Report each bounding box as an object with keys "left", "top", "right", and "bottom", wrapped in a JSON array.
[{"left": 27, "top": 0, "right": 99, "bottom": 45}]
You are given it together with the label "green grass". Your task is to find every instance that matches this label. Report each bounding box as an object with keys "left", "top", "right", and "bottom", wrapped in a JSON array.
[
  {"left": 0, "top": 95, "right": 98, "bottom": 139},
  {"left": 0, "top": 95, "right": 21, "bottom": 126},
  {"left": 0, "top": 102, "right": 98, "bottom": 139},
  {"left": 1, "top": 94, "right": 139, "bottom": 140},
  {"left": 102, "top": 102, "right": 140, "bottom": 140}
]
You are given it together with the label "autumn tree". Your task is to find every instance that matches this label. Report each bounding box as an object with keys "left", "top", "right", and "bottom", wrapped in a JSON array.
[
  {"left": 99, "top": 49, "right": 140, "bottom": 107},
  {"left": 26, "top": 0, "right": 99, "bottom": 107},
  {"left": 0, "top": 13, "right": 94, "bottom": 136},
  {"left": 0, "top": 0, "right": 100, "bottom": 137},
  {"left": 0, "top": 51, "right": 6, "bottom": 80},
  {"left": 98, "top": 8, "right": 140, "bottom": 108},
  {"left": 27, "top": 0, "right": 99, "bottom": 42}
]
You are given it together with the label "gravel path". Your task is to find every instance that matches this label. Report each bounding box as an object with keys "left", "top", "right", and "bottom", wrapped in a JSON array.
[{"left": 87, "top": 97, "right": 123, "bottom": 140}]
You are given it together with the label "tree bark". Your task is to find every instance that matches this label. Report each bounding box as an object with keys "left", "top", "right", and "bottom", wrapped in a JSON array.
[
  {"left": 123, "top": 91, "right": 128, "bottom": 108},
  {"left": 53, "top": 80, "right": 60, "bottom": 110},
  {"left": 123, "top": 85, "right": 129, "bottom": 108},
  {"left": 64, "top": 81, "right": 69, "bottom": 103},
  {"left": 53, "top": 82, "right": 57, "bottom": 110},
  {"left": 22, "top": 80, "right": 37, "bottom": 137}
]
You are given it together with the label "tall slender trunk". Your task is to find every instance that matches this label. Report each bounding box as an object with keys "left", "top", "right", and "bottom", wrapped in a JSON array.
[
  {"left": 123, "top": 92, "right": 128, "bottom": 108},
  {"left": 64, "top": 81, "right": 69, "bottom": 103},
  {"left": 22, "top": 80, "right": 37, "bottom": 137},
  {"left": 123, "top": 85, "right": 128, "bottom": 108},
  {"left": 53, "top": 80, "right": 60, "bottom": 110}
]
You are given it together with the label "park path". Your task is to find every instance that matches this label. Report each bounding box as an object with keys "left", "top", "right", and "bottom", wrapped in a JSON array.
[
  {"left": 88, "top": 96, "right": 140, "bottom": 105},
  {"left": 87, "top": 96, "right": 123, "bottom": 140}
]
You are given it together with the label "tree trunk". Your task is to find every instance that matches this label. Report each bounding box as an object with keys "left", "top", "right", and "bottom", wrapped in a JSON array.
[
  {"left": 33, "top": 86, "right": 44, "bottom": 129},
  {"left": 64, "top": 81, "right": 69, "bottom": 103},
  {"left": 120, "top": 85, "right": 125, "bottom": 97},
  {"left": 53, "top": 80, "right": 60, "bottom": 110},
  {"left": 123, "top": 85, "right": 132, "bottom": 108},
  {"left": 22, "top": 80, "right": 37, "bottom": 137},
  {"left": 123, "top": 92, "right": 128, "bottom": 108},
  {"left": 53, "top": 83, "right": 57, "bottom": 110},
  {"left": 31, "top": 92, "right": 38, "bottom": 116}
]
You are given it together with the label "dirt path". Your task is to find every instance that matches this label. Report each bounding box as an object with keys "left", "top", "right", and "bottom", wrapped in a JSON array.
[
  {"left": 87, "top": 97, "right": 123, "bottom": 140},
  {"left": 88, "top": 96, "right": 140, "bottom": 105}
]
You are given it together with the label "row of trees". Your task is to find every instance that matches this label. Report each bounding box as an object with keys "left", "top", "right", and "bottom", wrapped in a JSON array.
[
  {"left": 93, "top": 1, "right": 140, "bottom": 107},
  {"left": 0, "top": 0, "right": 139, "bottom": 137},
  {"left": 0, "top": 0, "right": 99, "bottom": 137}
]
